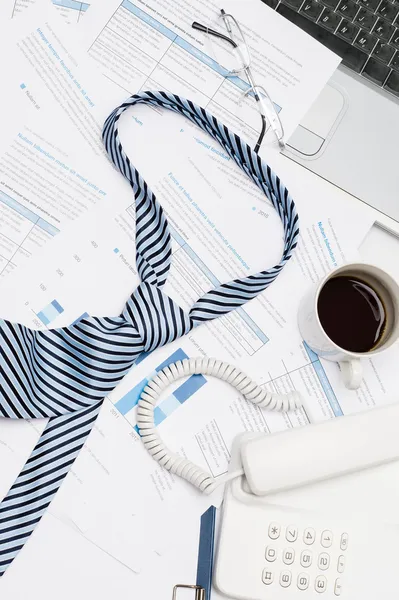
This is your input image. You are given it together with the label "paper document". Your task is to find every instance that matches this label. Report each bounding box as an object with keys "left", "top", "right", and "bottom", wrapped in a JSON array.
[{"left": 79, "top": 0, "right": 340, "bottom": 146}]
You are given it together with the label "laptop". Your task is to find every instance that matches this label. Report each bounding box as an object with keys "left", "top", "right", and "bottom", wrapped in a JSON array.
[{"left": 261, "top": 0, "right": 399, "bottom": 222}]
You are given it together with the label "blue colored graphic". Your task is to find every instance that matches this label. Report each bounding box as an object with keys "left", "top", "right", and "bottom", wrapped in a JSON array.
[
  {"left": 115, "top": 348, "right": 207, "bottom": 426},
  {"left": 37, "top": 300, "right": 64, "bottom": 326},
  {"left": 153, "top": 372, "right": 206, "bottom": 425}
]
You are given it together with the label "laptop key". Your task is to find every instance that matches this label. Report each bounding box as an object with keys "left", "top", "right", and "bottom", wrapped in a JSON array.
[
  {"left": 276, "top": 3, "right": 368, "bottom": 71},
  {"left": 373, "top": 18, "right": 395, "bottom": 40},
  {"left": 372, "top": 39, "right": 396, "bottom": 62},
  {"left": 281, "top": 0, "right": 305, "bottom": 9},
  {"left": 355, "top": 30, "right": 378, "bottom": 52},
  {"left": 390, "top": 50, "right": 399, "bottom": 69},
  {"left": 376, "top": 1, "right": 399, "bottom": 22},
  {"left": 337, "top": 0, "right": 359, "bottom": 19},
  {"left": 319, "top": 8, "right": 342, "bottom": 30},
  {"left": 362, "top": 56, "right": 391, "bottom": 83},
  {"left": 357, "top": 0, "right": 380, "bottom": 12},
  {"left": 354, "top": 9, "right": 377, "bottom": 32},
  {"left": 300, "top": 0, "right": 324, "bottom": 20},
  {"left": 391, "top": 29, "right": 399, "bottom": 48},
  {"left": 319, "top": 0, "right": 340, "bottom": 9},
  {"left": 337, "top": 18, "right": 360, "bottom": 41},
  {"left": 384, "top": 69, "right": 399, "bottom": 94}
]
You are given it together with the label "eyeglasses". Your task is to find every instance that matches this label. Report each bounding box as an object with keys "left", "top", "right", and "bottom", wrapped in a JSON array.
[{"left": 192, "top": 9, "right": 285, "bottom": 152}]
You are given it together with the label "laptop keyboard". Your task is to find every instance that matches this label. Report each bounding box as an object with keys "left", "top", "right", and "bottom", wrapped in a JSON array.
[{"left": 262, "top": 0, "right": 399, "bottom": 97}]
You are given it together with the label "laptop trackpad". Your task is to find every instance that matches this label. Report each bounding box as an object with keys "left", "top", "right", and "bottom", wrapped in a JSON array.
[{"left": 288, "top": 84, "right": 345, "bottom": 156}]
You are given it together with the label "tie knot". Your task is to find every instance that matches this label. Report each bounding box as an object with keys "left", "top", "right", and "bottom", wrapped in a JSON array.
[{"left": 122, "top": 282, "right": 193, "bottom": 352}]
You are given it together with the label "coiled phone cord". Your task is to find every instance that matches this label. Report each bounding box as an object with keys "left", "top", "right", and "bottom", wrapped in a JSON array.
[{"left": 137, "top": 357, "right": 303, "bottom": 494}]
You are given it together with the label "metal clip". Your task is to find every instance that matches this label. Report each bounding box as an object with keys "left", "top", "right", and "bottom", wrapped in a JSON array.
[{"left": 172, "top": 584, "right": 206, "bottom": 600}]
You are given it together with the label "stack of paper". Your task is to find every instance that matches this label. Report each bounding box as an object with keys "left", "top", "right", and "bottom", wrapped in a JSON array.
[{"left": 0, "top": 1, "right": 397, "bottom": 598}]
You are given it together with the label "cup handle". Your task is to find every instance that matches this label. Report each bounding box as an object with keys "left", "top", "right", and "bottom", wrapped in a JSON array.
[{"left": 339, "top": 359, "right": 363, "bottom": 390}]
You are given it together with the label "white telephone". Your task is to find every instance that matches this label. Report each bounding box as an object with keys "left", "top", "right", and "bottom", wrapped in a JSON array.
[
  {"left": 214, "top": 426, "right": 399, "bottom": 599},
  {"left": 136, "top": 358, "right": 399, "bottom": 599}
]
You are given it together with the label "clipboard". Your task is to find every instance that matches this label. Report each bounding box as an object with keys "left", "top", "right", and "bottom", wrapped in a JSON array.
[
  {"left": 173, "top": 506, "right": 216, "bottom": 600},
  {"left": 172, "top": 585, "right": 205, "bottom": 600}
]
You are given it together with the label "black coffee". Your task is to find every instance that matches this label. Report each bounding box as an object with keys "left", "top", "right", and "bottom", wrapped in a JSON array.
[{"left": 317, "top": 276, "right": 386, "bottom": 353}]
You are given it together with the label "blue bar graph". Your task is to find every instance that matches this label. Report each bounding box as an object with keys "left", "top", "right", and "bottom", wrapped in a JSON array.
[
  {"left": 37, "top": 299, "right": 64, "bottom": 326},
  {"left": 153, "top": 373, "right": 206, "bottom": 425},
  {"left": 115, "top": 347, "right": 207, "bottom": 427},
  {"left": 116, "top": 348, "right": 189, "bottom": 415}
]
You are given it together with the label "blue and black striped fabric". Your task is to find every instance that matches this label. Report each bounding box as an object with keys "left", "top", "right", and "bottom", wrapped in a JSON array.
[{"left": 0, "top": 91, "right": 299, "bottom": 575}]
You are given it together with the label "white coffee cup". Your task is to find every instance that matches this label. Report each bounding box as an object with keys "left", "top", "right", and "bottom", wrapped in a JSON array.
[{"left": 298, "top": 263, "right": 399, "bottom": 390}]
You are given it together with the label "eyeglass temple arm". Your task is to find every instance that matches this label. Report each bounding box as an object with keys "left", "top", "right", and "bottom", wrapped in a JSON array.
[
  {"left": 254, "top": 114, "right": 267, "bottom": 154},
  {"left": 192, "top": 18, "right": 268, "bottom": 153},
  {"left": 192, "top": 21, "right": 238, "bottom": 48}
]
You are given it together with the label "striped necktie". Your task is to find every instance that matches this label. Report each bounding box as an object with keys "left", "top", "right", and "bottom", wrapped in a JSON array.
[{"left": 0, "top": 91, "right": 299, "bottom": 575}]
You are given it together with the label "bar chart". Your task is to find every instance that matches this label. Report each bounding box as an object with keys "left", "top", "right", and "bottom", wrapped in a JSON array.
[
  {"left": 37, "top": 299, "right": 65, "bottom": 326},
  {"left": 114, "top": 348, "right": 207, "bottom": 428}
]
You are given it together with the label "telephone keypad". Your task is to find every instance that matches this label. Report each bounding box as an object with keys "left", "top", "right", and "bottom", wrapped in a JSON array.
[{"left": 262, "top": 523, "right": 349, "bottom": 594}]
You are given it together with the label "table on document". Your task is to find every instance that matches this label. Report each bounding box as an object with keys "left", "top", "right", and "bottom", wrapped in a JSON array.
[{"left": 0, "top": 190, "right": 58, "bottom": 279}]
